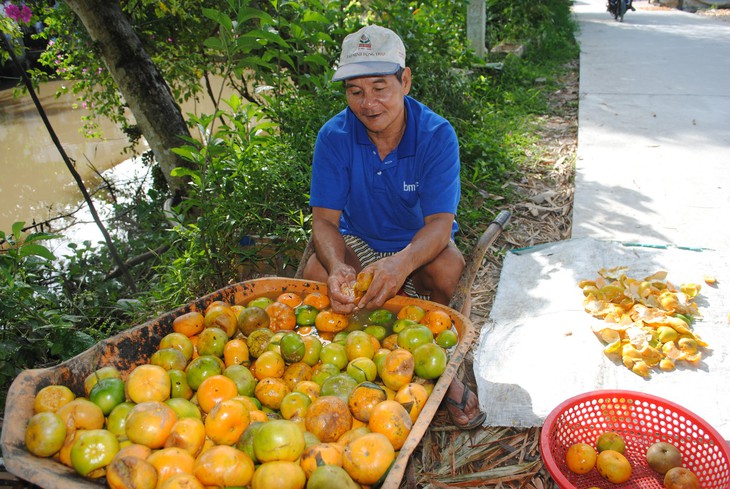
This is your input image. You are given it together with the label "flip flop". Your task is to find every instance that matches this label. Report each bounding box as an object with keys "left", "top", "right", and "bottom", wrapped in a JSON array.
[{"left": 444, "top": 383, "right": 486, "bottom": 430}]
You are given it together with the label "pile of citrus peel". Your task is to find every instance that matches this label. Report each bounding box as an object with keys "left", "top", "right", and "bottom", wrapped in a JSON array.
[{"left": 579, "top": 267, "right": 714, "bottom": 378}]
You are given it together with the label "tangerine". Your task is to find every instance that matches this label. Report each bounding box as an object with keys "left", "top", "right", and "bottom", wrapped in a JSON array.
[
  {"left": 342, "top": 432, "right": 395, "bottom": 485},
  {"left": 368, "top": 400, "right": 412, "bottom": 450},
  {"left": 266, "top": 302, "right": 297, "bottom": 331},
  {"left": 193, "top": 444, "right": 255, "bottom": 487},
  {"left": 565, "top": 442, "right": 597, "bottom": 475},
  {"left": 596, "top": 449, "right": 631, "bottom": 483},
  {"left": 172, "top": 311, "right": 205, "bottom": 337}
]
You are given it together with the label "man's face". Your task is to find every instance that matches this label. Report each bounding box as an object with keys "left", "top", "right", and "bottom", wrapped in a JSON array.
[{"left": 344, "top": 68, "right": 411, "bottom": 136}]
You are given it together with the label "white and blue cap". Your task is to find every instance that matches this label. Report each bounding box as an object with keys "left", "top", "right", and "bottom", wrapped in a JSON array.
[{"left": 332, "top": 25, "right": 406, "bottom": 82}]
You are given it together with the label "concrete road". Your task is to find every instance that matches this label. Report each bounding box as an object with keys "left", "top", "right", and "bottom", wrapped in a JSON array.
[{"left": 571, "top": 0, "right": 730, "bottom": 251}]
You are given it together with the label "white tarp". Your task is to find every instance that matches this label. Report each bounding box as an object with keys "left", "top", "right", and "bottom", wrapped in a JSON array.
[{"left": 474, "top": 237, "right": 730, "bottom": 441}]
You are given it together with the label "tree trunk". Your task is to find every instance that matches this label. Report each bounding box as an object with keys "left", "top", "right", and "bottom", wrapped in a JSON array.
[{"left": 65, "top": 0, "right": 194, "bottom": 199}]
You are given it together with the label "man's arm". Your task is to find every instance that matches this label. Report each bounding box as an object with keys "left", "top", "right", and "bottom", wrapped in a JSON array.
[{"left": 357, "top": 212, "right": 455, "bottom": 309}]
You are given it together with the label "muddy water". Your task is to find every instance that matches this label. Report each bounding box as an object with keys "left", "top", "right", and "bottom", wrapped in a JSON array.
[
  {"left": 0, "top": 78, "right": 231, "bottom": 238},
  {"left": 0, "top": 80, "right": 137, "bottom": 234}
]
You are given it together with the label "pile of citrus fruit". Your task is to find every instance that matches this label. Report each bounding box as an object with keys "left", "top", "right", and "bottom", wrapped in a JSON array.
[
  {"left": 579, "top": 267, "right": 710, "bottom": 378},
  {"left": 565, "top": 431, "right": 700, "bottom": 488},
  {"left": 23, "top": 289, "right": 459, "bottom": 488}
]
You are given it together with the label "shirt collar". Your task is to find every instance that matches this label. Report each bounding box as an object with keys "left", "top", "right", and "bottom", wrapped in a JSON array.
[{"left": 352, "top": 96, "right": 417, "bottom": 158}]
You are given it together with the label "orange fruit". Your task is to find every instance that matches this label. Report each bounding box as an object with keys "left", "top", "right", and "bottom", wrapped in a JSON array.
[
  {"left": 251, "top": 460, "right": 307, "bottom": 489},
  {"left": 596, "top": 449, "right": 631, "bottom": 483},
  {"left": 314, "top": 310, "right": 350, "bottom": 333},
  {"left": 193, "top": 444, "right": 255, "bottom": 487},
  {"left": 379, "top": 348, "right": 415, "bottom": 391},
  {"left": 125, "top": 364, "right": 171, "bottom": 403},
  {"left": 302, "top": 291, "right": 330, "bottom": 310},
  {"left": 397, "top": 304, "right": 426, "bottom": 322},
  {"left": 277, "top": 292, "right": 303, "bottom": 308},
  {"left": 266, "top": 302, "right": 297, "bottom": 332},
  {"left": 368, "top": 399, "right": 412, "bottom": 450},
  {"left": 565, "top": 442, "right": 597, "bottom": 474},
  {"left": 253, "top": 350, "right": 286, "bottom": 380},
  {"left": 300, "top": 442, "right": 344, "bottom": 478},
  {"left": 157, "top": 473, "right": 202, "bottom": 489},
  {"left": 33, "top": 385, "right": 75, "bottom": 414},
  {"left": 106, "top": 454, "right": 158, "bottom": 489},
  {"left": 164, "top": 417, "right": 206, "bottom": 457},
  {"left": 205, "top": 398, "right": 251, "bottom": 445},
  {"left": 196, "top": 374, "right": 238, "bottom": 413},
  {"left": 223, "top": 338, "right": 250, "bottom": 367},
  {"left": 56, "top": 398, "right": 105, "bottom": 431},
  {"left": 664, "top": 467, "right": 700, "bottom": 489},
  {"left": 146, "top": 447, "right": 195, "bottom": 488},
  {"left": 342, "top": 432, "right": 395, "bottom": 485},
  {"left": 420, "top": 309, "right": 452, "bottom": 335},
  {"left": 159, "top": 332, "right": 195, "bottom": 362},
  {"left": 345, "top": 330, "right": 376, "bottom": 360},
  {"left": 25, "top": 412, "right": 66, "bottom": 457},
  {"left": 348, "top": 381, "right": 387, "bottom": 423},
  {"left": 254, "top": 377, "right": 291, "bottom": 411},
  {"left": 124, "top": 401, "right": 178, "bottom": 449},
  {"left": 172, "top": 311, "right": 205, "bottom": 337},
  {"left": 204, "top": 303, "right": 238, "bottom": 337},
  {"left": 283, "top": 362, "right": 313, "bottom": 390},
  {"left": 150, "top": 348, "right": 188, "bottom": 371},
  {"left": 305, "top": 396, "right": 353, "bottom": 443},
  {"left": 394, "top": 382, "right": 429, "bottom": 423},
  {"left": 293, "top": 380, "right": 320, "bottom": 402}
]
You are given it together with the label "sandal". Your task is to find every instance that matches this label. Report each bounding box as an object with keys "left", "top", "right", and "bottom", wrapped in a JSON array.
[{"left": 444, "top": 382, "right": 486, "bottom": 430}]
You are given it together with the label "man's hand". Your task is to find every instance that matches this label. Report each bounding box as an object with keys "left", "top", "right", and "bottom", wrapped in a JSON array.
[
  {"left": 356, "top": 255, "right": 411, "bottom": 310},
  {"left": 326, "top": 263, "right": 358, "bottom": 314}
]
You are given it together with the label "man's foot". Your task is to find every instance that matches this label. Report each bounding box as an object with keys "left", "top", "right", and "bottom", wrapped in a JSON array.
[
  {"left": 630, "top": 4, "right": 636, "bottom": 10},
  {"left": 443, "top": 379, "right": 486, "bottom": 430}
]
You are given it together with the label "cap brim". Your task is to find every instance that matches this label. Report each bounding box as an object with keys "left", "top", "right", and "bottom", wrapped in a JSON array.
[{"left": 332, "top": 61, "right": 401, "bottom": 82}]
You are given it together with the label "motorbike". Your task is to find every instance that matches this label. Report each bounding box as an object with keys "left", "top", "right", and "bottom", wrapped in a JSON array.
[{"left": 607, "top": 0, "right": 630, "bottom": 21}]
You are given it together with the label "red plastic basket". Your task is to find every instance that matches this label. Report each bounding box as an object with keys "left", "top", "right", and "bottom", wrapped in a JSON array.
[{"left": 540, "top": 390, "right": 730, "bottom": 489}]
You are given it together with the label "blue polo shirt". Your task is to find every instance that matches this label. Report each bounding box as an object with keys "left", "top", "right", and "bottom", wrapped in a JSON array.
[{"left": 310, "top": 96, "right": 460, "bottom": 253}]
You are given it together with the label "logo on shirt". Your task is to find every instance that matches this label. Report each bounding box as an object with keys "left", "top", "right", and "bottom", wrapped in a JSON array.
[{"left": 403, "top": 181, "right": 418, "bottom": 192}]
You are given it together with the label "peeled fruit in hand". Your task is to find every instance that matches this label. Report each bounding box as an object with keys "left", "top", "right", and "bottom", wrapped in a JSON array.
[
  {"left": 595, "top": 431, "right": 626, "bottom": 454},
  {"left": 646, "top": 441, "right": 683, "bottom": 475},
  {"left": 664, "top": 467, "right": 700, "bottom": 489},
  {"left": 596, "top": 449, "right": 631, "bottom": 484}
]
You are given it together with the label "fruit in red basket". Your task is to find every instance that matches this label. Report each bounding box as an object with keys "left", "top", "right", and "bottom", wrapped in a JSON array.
[
  {"left": 25, "top": 412, "right": 66, "bottom": 457},
  {"left": 565, "top": 442, "right": 597, "bottom": 474},
  {"left": 664, "top": 467, "right": 700, "bottom": 489},
  {"left": 647, "top": 441, "right": 683, "bottom": 474},
  {"left": 596, "top": 431, "right": 626, "bottom": 454},
  {"left": 596, "top": 449, "right": 632, "bottom": 483},
  {"left": 70, "top": 428, "right": 120, "bottom": 478}
]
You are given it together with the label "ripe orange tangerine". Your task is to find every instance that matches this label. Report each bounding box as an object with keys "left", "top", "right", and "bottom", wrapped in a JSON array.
[
  {"left": 146, "top": 447, "right": 195, "bottom": 488},
  {"left": 565, "top": 442, "right": 597, "bottom": 475},
  {"left": 277, "top": 292, "right": 303, "bottom": 308},
  {"left": 266, "top": 302, "right": 297, "bottom": 332},
  {"left": 342, "top": 432, "right": 395, "bottom": 486},
  {"left": 302, "top": 291, "right": 330, "bottom": 310},
  {"left": 596, "top": 449, "right": 631, "bottom": 483},
  {"left": 205, "top": 399, "right": 251, "bottom": 446},
  {"left": 420, "top": 309, "right": 452, "bottom": 335},
  {"left": 314, "top": 310, "right": 349, "bottom": 333},
  {"left": 196, "top": 374, "right": 238, "bottom": 413},
  {"left": 173, "top": 311, "right": 205, "bottom": 337}
]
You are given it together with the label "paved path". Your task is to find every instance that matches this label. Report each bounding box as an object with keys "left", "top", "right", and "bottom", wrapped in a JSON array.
[{"left": 571, "top": 0, "right": 730, "bottom": 252}]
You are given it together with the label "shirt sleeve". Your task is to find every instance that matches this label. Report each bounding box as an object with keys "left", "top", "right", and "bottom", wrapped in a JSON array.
[{"left": 417, "top": 121, "right": 461, "bottom": 218}]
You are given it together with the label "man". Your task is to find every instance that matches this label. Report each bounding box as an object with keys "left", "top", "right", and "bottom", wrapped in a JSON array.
[{"left": 302, "top": 24, "right": 485, "bottom": 430}]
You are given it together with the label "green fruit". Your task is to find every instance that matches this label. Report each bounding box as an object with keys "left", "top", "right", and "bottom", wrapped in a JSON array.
[
  {"left": 368, "top": 308, "right": 395, "bottom": 326},
  {"left": 307, "top": 465, "right": 361, "bottom": 489},
  {"left": 392, "top": 318, "right": 417, "bottom": 334},
  {"left": 294, "top": 304, "right": 319, "bottom": 326},
  {"left": 435, "top": 329, "right": 458, "bottom": 348},
  {"left": 279, "top": 332, "right": 306, "bottom": 363},
  {"left": 88, "top": 377, "right": 125, "bottom": 416},
  {"left": 412, "top": 343, "right": 448, "bottom": 380}
]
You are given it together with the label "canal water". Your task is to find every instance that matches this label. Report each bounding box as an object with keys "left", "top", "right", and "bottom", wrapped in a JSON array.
[{"left": 0, "top": 78, "right": 229, "bottom": 245}]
